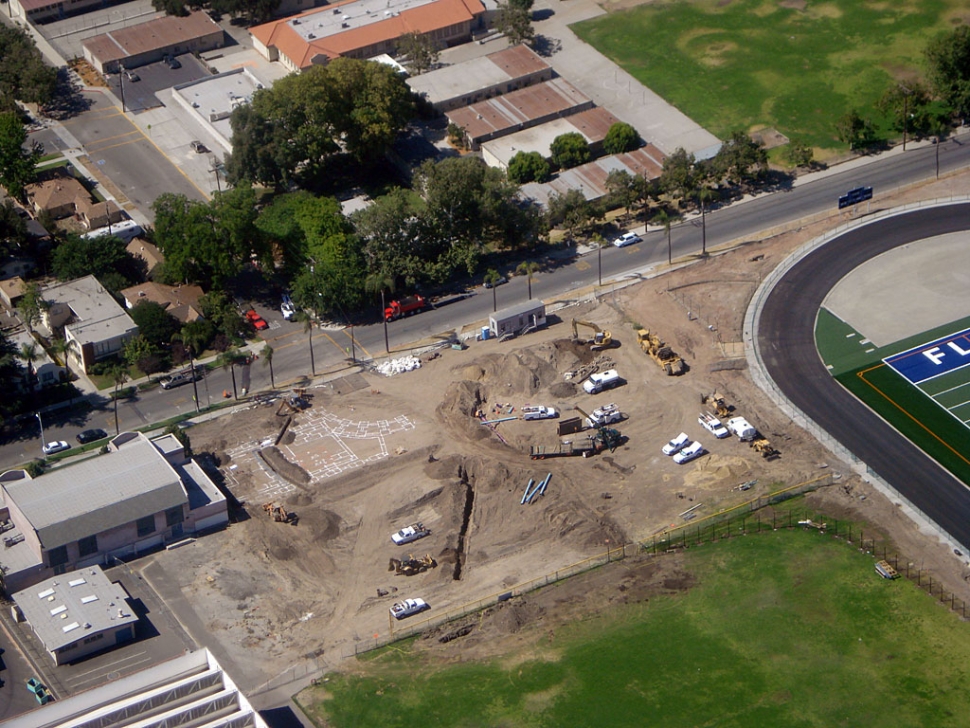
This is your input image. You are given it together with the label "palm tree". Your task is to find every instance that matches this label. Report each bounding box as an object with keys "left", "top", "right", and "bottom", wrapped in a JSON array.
[
  {"left": 262, "top": 343, "right": 275, "bottom": 389},
  {"left": 173, "top": 328, "right": 203, "bottom": 413},
  {"left": 484, "top": 269, "right": 502, "bottom": 312},
  {"left": 49, "top": 337, "right": 74, "bottom": 383},
  {"left": 589, "top": 233, "right": 606, "bottom": 287},
  {"left": 694, "top": 186, "right": 715, "bottom": 256},
  {"left": 217, "top": 348, "right": 247, "bottom": 400},
  {"left": 364, "top": 272, "right": 396, "bottom": 354},
  {"left": 297, "top": 313, "right": 316, "bottom": 376},
  {"left": 653, "top": 209, "right": 678, "bottom": 265},
  {"left": 109, "top": 363, "right": 129, "bottom": 435},
  {"left": 516, "top": 261, "right": 541, "bottom": 300},
  {"left": 17, "top": 342, "right": 38, "bottom": 396}
]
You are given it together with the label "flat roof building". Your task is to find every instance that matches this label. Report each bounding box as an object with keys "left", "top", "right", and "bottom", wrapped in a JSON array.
[
  {"left": 481, "top": 107, "right": 624, "bottom": 170},
  {"left": 408, "top": 44, "right": 552, "bottom": 111},
  {"left": 0, "top": 432, "right": 227, "bottom": 593},
  {"left": 251, "top": 0, "right": 486, "bottom": 71},
  {"left": 4, "top": 648, "right": 268, "bottom": 728},
  {"left": 447, "top": 77, "right": 593, "bottom": 150},
  {"left": 12, "top": 565, "right": 138, "bottom": 665},
  {"left": 82, "top": 11, "right": 226, "bottom": 74},
  {"left": 520, "top": 145, "right": 666, "bottom": 208}
]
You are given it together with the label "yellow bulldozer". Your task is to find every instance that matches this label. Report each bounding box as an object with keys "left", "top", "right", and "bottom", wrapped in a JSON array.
[
  {"left": 388, "top": 554, "right": 438, "bottom": 576},
  {"left": 750, "top": 437, "right": 780, "bottom": 459},
  {"left": 571, "top": 319, "right": 613, "bottom": 350},
  {"left": 636, "top": 329, "right": 685, "bottom": 375},
  {"left": 703, "top": 391, "right": 730, "bottom": 418},
  {"left": 262, "top": 502, "right": 296, "bottom": 524}
]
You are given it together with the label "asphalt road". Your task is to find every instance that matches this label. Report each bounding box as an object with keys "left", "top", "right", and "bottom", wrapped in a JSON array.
[{"left": 756, "top": 202, "right": 970, "bottom": 552}]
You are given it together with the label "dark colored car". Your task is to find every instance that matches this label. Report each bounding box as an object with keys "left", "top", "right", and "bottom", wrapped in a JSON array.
[
  {"left": 165, "top": 55, "right": 182, "bottom": 69},
  {"left": 77, "top": 428, "right": 108, "bottom": 444}
]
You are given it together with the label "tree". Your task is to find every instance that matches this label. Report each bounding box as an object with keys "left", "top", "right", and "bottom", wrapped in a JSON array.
[
  {"left": 199, "top": 291, "right": 243, "bottom": 342},
  {"left": 178, "top": 319, "right": 215, "bottom": 358},
  {"left": 603, "top": 122, "right": 639, "bottom": 155},
  {"left": 130, "top": 300, "right": 179, "bottom": 348},
  {"left": 926, "top": 26, "right": 970, "bottom": 120},
  {"left": 550, "top": 132, "right": 591, "bottom": 170},
  {"left": 0, "top": 198, "right": 29, "bottom": 258},
  {"left": 365, "top": 272, "right": 395, "bottom": 353},
  {"left": 151, "top": 0, "right": 189, "bottom": 15},
  {"left": 783, "top": 140, "right": 814, "bottom": 168},
  {"left": 164, "top": 422, "right": 192, "bottom": 456},
  {"left": 659, "top": 147, "right": 697, "bottom": 202},
  {"left": 484, "top": 268, "right": 502, "bottom": 312},
  {"left": 217, "top": 347, "right": 247, "bottom": 399},
  {"left": 51, "top": 233, "right": 144, "bottom": 293},
  {"left": 447, "top": 123, "right": 467, "bottom": 150},
  {"left": 507, "top": 151, "right": 550, "bottom": 184},
  {"left": 605, "top": 169, "right": 637, "bottom": 216},
  {"left": 0, "top": 25, "right": 57, "bottom": 111},
  {"left": 108, "top": 363, "right": 129, "bottom": 434},
  {"left": 711, "top": 130, "right": 767, "bottom": 186},
  {"left": 352, "top": 188, "right": 427, "bottom": 288},
  {"left": 653, "top": 208, "right": 679, "bottom": 265},
  {"left": 18, "top": 282, "right": 47, "bottom": 333},
  {"left": 17, "top": 342, "right": 38, "bottom": 394},
  {"left": 877, "top": 82, "right": 933, "bottom": 144},
  {"left": 397, "top": 32, "right": 439, "bottom": 75},
  {"left": 693, "top": 185, "right": 716, "bottom": 256},
  {"left": 261, "top": 343, "right": 275, "bottom": 389},
  {"left": 49, "top": 336, "right": 74, "bottom": 382},
  {"left": 836, "top": 109, "right": 877, "bottom": 151},
  {"left": 546, "top": 189, "right": 599, "bottom": 237},
  {"left": 516, "top": 261, "right": 541, "bottom": 300},
  {"left": 0, "top": 329, "right": 25, "bottom": 417},
  {"left": 0, "top": 112, "right": 43, "bottom": 202},
  {"left": 495, "top": 2, "right": 535, "bottom": 47},
  {"left": 123, "top": 335, "right": 161, "bottom": 374}
]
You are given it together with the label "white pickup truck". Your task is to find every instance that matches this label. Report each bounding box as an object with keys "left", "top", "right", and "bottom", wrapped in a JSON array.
[
  {"left": 698, "top": 413, "right": 729, "bottom": 438},
  {"left": 586, "top": 403, "right": 622, "bottom": 427},
  {"left": 390, "top": 597, "right": 429, "bottom": 620},
  {"left": 521, "top": 405, "right": 557, "bottom": 420},
  {"left": 391, "top": 523, "right": 431, "bottom": 545}
]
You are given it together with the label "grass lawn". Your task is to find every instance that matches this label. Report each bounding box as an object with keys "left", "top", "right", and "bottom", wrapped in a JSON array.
[
  {"left": 298, "top": 530, "right": 970, "bottom": 727},
  {"left": 571, "top": 0, "right": 961, "bottom": 153}
]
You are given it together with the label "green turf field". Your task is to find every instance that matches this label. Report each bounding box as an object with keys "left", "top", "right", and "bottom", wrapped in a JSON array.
[
  {"left": 571, "top": 0, "right": 962, "bottom": 152},
  {"left": 817, "top": 309, "right": 970, "bottom": 485},
  {"left": 297, "top": 529, "right": 970, "bottom": 728}
]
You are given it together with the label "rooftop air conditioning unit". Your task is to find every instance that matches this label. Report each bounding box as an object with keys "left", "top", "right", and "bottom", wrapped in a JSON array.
[
  {"left": 308, "top": 33, "right": 316, "bottom": 38},
  {"left": 293, "top": 18, "right": 301, "bottom": 24}
]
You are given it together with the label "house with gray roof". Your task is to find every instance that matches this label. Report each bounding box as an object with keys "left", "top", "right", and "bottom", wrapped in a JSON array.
[
  {"left": 0, "top": 432, "right": 227, "bottom": 593},
  {"left": 11, "top": 565, "right": 138, "bottom": 665}
]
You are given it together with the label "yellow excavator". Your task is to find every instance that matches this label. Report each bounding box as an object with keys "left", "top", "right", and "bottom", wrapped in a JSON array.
[{"left": 572, "top": 319, "right": 613, "bottom": 350}]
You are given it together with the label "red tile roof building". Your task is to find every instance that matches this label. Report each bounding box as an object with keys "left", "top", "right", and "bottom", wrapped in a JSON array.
[{"left": 251, "top": 0, "right": 486, "bottom": 71}]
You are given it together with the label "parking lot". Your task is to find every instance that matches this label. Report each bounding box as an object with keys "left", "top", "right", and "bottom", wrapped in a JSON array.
[{"left": 107, "top": 54, "right": 211, "bottom": 114}]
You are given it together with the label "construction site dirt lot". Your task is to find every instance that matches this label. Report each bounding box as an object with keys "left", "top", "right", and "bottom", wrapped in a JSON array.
[{"left": 145, "top": 170, "right": 970, "bottom": 691}]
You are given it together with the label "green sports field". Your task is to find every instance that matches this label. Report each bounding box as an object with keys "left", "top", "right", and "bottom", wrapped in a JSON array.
[
  {"left": 297, "top": 528, "right": 970, "bottom": 727},
  {"left": 818, "top": 309, "right": 970, "bottom": 487},
  {"left": 571, "top": 0, "right": 964, "bottom": 152}
]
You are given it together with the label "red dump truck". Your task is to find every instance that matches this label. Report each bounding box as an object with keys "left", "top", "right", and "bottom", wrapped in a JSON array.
[{"left": 384, "top": 295, "right": 428, "bottom": 322}]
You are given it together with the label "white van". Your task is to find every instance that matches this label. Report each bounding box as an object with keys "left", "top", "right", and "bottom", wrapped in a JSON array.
[
  {"left": 583, "top": 369, "right": 621, "bottom": 394},
  {"left": 81, "top": 219, "right": 143, "bottom": 243}
]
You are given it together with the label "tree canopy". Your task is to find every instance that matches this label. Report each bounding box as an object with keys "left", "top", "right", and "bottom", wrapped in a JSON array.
[
  {"left": 926, "top": 26, "right": 970, "bottom": 120},
  {"left": 225, "top": 58, "right": 414, "bottom": 189},
  {"left": 506, "top": 150, "right": 551, "bottom": 184},
  {"left": 603, "top": 122, "right": 639, "bottom": 155},
  {"left": 129, "top": 300, "right": 179, "bottom": 348},
  {"left": 550, "top": 132, "right": 591, "bottom": 170},
  {"left": 0, "top": 112, "right": 43, "bottom": 202},
  {"left": 495, "top": 2, "right": 535, "bottom": 47},
  {"left": 0, "top": 25, "right": 57, "bottom": 112},
  {"left": 51, "top": 234, "right": 144, "bottom": 294},
  {"left": 397, "top": 33, "right": 439, "bottom": 75},
  {"left": 152, "top": 0, "right": 281, "bottom": 24}
]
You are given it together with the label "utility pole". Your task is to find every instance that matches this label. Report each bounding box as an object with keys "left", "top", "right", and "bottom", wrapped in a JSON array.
[
  {"left": 35, "top": 412, "right": 46, "bottom": 450},
  {"left": 381, "top": 289, "right": 389, "bottom": 354}
]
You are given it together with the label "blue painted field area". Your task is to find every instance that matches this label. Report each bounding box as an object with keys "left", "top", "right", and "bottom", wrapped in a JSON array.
[{"left": 884, "top": 328, "right": 970, "bottom": 385}]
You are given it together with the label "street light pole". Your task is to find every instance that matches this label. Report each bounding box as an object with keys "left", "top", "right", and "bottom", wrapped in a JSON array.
[
  {"left": 597, "top": 244, "right": 602, "bottom": 287},
  {"left": 381, "top": 289, "right": 389, "bottom": 354},
  {"left": 36, "top": 412, "right": 46, "bottom": 450}
]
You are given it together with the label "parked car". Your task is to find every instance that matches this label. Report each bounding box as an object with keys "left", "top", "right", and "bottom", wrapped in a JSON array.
[
  {"left": 190, "top": 140, "right": 208, "bottom": 154},
  {"left": 245, "top": 309, "right": 269, "bottom": 330},
  {"left": 124, "top": 69, "right": 140, "bottom": 82},
  {"left": 76, "top": 428, "right": 108, "bottom": 444},
  {"left": 673, "top": 441, "right": 705, "bottom": 465},
  {"left": 484, "top": 275, "right": 508, "bottom": 289},
  {"left": 389, "top": 597, "right": 429, "bottom": 620},
  {"left": 281, "top": 294, "right": 297, "bottom": 321},
  {"left": 662, "top": 432, "right": 691, "bottom": 456},
  {"left": 613, "top": 232, "right": 642, "bottom": 248},
  {"left": 160, "top": 366, "right": 204, "bottom": 390},
  {"left": 42, "top": 441, "right": 70, "bottom": 456},
  {"left": 164, "top": 55, "right": 182, "bottom": 69}
]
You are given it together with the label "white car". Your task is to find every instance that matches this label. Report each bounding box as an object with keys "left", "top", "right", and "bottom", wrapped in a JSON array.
[
  {"left": 613, "top": 232, "right": 642, "bottom": 248},
  {"left": 521, "top": 405, "right": 557, "bottom": 421},
  {"left": 281, "top": 295, "right": 297, "bottom": 321},
  {"left": 662, "top": 432, "right": 690, "bottom": 456},
  {"left": 42, "top": 441, "right": 70, "bottom": 456},
  {"left": 390, "top": 597, "right": 429, "bottom": 620},
  {"left": 673, "top": 441, "right": 705, "bottom": 465},
  {"left": 391, "top": 523, "right": 430, "bottom": 545}
]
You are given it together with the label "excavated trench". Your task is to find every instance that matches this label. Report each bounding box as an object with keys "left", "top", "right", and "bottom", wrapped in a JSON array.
[{"left": 453, "top": 466, "right": 475, "bottom": 581}]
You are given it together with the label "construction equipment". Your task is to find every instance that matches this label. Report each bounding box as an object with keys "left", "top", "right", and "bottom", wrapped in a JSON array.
[
  {"left": 571, "top": 319, "right": 613, "bottom": 350},
  {"left": 385, "top": 295, "right": 428, "bottom": 322},
  {"left": 750, "top": 436, "right": 780, "bottom": 459},
  {"left": 388, "top": 554, "right": 438, "bottom": 576},
  {"left": 595, "top": 426, "right": 623, "bottom": 453},
  {"left": 530, "top": 427, "right": 622, "bottom": 459},
  {"left": 575, "top": 403, "right": 622, "bottom": 429},
  {"left": 636, "top": 329, "right": 685, "bottom": 376},
  {"left": 276, "top": 388, "right": 310, "bottom": 416},
  {"left": 703, "top": 391, "right": 730, "bottom": 418},
  {"left": 262, "top": 502, "right": 296, "bottom": 524}
]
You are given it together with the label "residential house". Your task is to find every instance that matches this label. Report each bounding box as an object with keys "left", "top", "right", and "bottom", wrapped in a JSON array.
[
  {"left": 24, "top": 173, "right": 125, "bottom": 230},
  {"left": 0, "top": 276, "right": 27, "bottom": 310},
  {"left": 120, "top": 281, "right": 205, "bottom": 324},
  {"left": 41, "top": 275, "right": 138, "bottom": 374},
  {"left": 126, "top": 238, "right": 165, "bottom": 279},
  {"left": 10, "top": 329, "right": 65, "bottom": 389}
]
